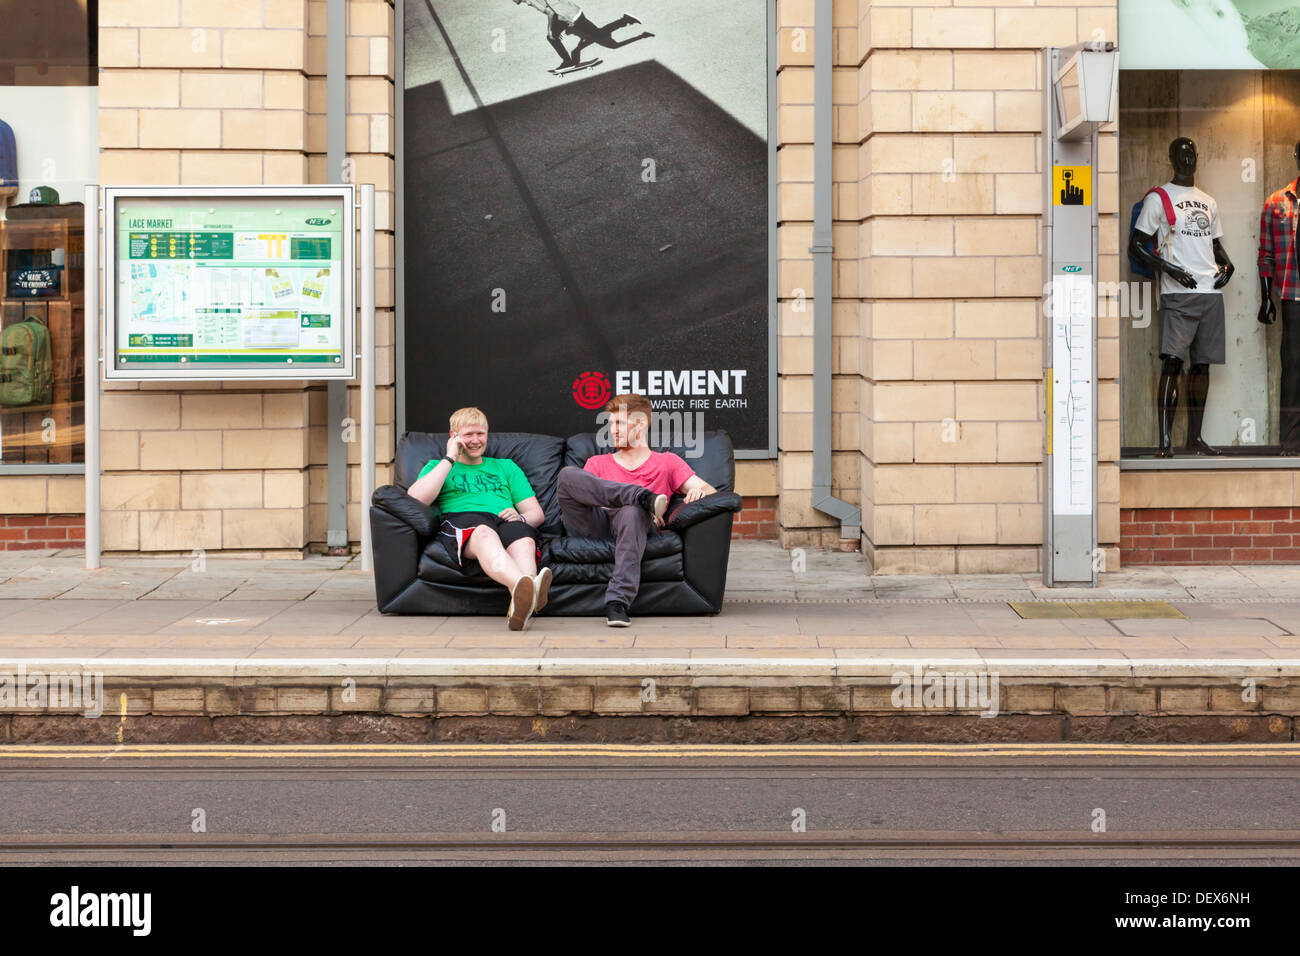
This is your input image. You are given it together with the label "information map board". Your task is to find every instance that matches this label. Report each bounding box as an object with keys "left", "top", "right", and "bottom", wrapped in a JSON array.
[{"left": 105, "top": 187, "right": 354, "bottom": 380}]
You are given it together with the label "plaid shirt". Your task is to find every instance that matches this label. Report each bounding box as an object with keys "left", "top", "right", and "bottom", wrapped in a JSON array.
[{"left": 1259, "top": 177, "right": 1300, "bottom": 300}]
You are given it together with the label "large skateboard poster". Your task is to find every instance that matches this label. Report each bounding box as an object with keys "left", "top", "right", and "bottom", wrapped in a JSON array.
[{"left": 402, "top": 0, "right": 770, "bottom": 451}]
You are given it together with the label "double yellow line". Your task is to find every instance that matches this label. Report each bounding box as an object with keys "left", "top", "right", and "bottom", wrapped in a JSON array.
[{"left": 1, "top": 743, "right": 1298, "bottom": 759}]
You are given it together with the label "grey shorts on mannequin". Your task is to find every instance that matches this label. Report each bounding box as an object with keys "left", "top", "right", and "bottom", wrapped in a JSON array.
[{"left": 1159, "top": 293, "right": 1226, "bottom": 365}]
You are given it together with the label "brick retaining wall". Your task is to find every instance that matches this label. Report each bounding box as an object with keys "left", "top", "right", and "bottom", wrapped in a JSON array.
[
  {"left": 732, "top": 496, "right": 778, "bottom": 539},
  {"left": 1121, "top": 507, "right": 1300, "bottom": 565},
  {"left": 0, "top": 515, "right": 85, "bottom": 551},
  {"left": 6, "top": 672, "right": 1298, "bottom": 743}
]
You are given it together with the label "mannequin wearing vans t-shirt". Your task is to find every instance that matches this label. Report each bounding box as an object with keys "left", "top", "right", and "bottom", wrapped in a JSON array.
[
  {"left": 1129, "top": 137, "right": 1236, "bottom": 457},
  {"left": 1257, "top": 141, "right": 1300, "bottom": 456}
]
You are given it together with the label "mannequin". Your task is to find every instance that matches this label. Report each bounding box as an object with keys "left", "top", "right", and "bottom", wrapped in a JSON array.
[
  {"left": 1257, "top": 141, "right": 1300, "bottom": 456},
  {"left": 1128, "top": 137, "right": 1235, "bottom": 457}
]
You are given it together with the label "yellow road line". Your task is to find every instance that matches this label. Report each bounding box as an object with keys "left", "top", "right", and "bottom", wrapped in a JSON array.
[{"left": 0, "top": 743, "right": 1298, "bottom": 759}]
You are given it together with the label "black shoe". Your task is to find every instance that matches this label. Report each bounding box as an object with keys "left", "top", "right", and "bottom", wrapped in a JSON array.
[
  {"left": 1187, "top": 437, "right": 1221, "bottom": 456},
  {"left": 605, "top": 601, "right": 631, "bottom": 627},
  {"left": 637, "top": 488, "right": 668, "bottom": 524},
  {"left": 624, "top": 13, "right": 641, "bottom": 25},
  {"left": 1282, "top": 448, "right": 1300, "bottom": 457}
]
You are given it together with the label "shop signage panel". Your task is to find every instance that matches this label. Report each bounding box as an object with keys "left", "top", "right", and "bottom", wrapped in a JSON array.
[
  {"left": 104, "top": 186, "right": 355, "bottom": 381},
  {"left": 1050, "top": 273, "right": 1095, "bottom": 517}
]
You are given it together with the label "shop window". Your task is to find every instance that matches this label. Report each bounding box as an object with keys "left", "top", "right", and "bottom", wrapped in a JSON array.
[
  {"left": 1119, "top": 69, "right": 1300, "bottom": 461},
  {"left": 0, "top": 0, "right": 96, "bottom": 468}
]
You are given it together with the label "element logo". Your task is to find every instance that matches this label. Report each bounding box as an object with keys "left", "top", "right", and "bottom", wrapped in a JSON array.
[{"left": 572, "top": 371, "right": 611, "bottom": 409}]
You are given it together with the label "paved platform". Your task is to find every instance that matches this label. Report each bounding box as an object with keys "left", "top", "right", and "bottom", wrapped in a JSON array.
[{"left": 1, "top": 543, "right": 1299, "bottom": 741}]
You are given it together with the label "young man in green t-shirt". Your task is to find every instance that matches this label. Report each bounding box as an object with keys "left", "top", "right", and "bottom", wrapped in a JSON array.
[{"left": 407, "top": 407, "right": 552, "bottom": 630}]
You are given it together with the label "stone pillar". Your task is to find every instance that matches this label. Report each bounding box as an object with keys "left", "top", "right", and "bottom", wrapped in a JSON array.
[
  {"left": 854, "top": 0, "right": 1119, "bottom": 573},
  {"left": 304, "top": 0, "right": 396, "bottom": 550},
  {"left": 97, "top": 0, "right": 316, "bottom": 555},
  {"left": 775, "top": 0, "right": 864, "bottom": 551}
]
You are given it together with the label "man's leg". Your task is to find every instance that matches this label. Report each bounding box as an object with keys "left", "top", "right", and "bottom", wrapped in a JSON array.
[
  {"left": 506, "top": 536, "right": 537, "bottom": 577},
  {"left": 547, "top": 12, "right": 574, "bottom": 66},
  {"left": 463, "top": 525, "right": 525, "bottom": 588},
  {"left": 558, "top": 465, "right": 654, "bottom": 512},
  {"left": 569, "top": 13, "right": 652, "bottom": 51},
  {"left": 559, "top": 465, "right": 660, "bottom": 539},
  {"left": 606, "top": 505, "right": 652, "bottom": 609},
  {"left": 557, "top": 468, "right": 613, "bottom": 539},
  {"left": 464, "top": 525, "right": 535, "bottom": 630},
  {"left": 1282, "top": 301, "right": 1300, "bottom": 453}
]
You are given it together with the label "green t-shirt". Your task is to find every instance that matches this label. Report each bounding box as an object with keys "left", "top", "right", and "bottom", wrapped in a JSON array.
[{"left": 416, "top": 456, "right": 535, "bottom": 515}]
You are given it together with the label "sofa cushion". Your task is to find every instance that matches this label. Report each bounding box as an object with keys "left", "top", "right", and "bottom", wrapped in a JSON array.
[
  {"left": 553, "top": 551, "right": 683, "bottom": 584},
  {"left": 396, "top": 431, "right": 566, "bottom": 534},
  {"left": 417, "top": 536, "right": 684, "bottom": 586},
  {"left": 564, "top": 429, "right": 735, "bottom": 493},
  {"left": 541, "top": 530, "right": 682, "bottom": 565},
  {"left": 417, "top": 552, "right": 496, "bottom": 586}
]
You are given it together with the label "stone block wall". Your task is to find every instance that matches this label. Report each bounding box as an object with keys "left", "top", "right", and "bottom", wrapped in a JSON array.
[
  {"left": 3, "top": 0, "right": 399, "bottom": 556},
  {"left": 775, "top": 0, "right": 1120, "bottom": 572}
]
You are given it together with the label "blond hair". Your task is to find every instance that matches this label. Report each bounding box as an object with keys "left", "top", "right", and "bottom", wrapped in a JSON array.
[{"left": 449, "top": 407, "right": 488, "bottom": 432}]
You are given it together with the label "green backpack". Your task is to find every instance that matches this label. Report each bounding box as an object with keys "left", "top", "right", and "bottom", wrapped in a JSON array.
[{"left": 0, "top": 317, "right": 53, "bottom": 407}]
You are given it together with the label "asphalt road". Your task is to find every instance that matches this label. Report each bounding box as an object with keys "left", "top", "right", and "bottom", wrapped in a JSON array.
[{"left": 3, "top": 744, "right": 1300, "bottom": 865}]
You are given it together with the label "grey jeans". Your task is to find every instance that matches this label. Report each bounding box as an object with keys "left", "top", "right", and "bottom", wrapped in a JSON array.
[{"left": 556, "top": 466, "right": 654, "bottom": 607}]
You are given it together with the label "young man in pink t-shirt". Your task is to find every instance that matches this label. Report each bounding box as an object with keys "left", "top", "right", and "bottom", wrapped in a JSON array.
[{"left": 557, "top": 393, "right": 716, "bottom": 626}]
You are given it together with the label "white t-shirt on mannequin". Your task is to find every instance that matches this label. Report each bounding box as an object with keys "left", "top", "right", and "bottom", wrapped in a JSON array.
[{"left": 1135, "top": 182, "right": 1223, "bottom": 296}]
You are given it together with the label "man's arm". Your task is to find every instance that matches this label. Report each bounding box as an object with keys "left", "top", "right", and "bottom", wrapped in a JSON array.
[
  {"left": 505, "top": 495, "right": 546, "bottom": 527},
  {"left": 680, "top": 473, "right": 716, "bottom": 504},
  {"left": 407, "top": 460, "right": 451, "bottom": 506},
  {"left": 499, "top": 461, "right": 544, "bottom": 526},
  {"left": 406, "top": 436, "right": 460, "bottom": 505}
]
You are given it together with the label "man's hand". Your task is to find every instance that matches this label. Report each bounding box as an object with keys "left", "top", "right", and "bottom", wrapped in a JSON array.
[
  {"left": 683, "top": 482, "right": 716, "bottom": 504},
  {"left": 498, "top": 507, "right": 523, "bottom": 522},
  {"left": 1213, "top": 263, "right": 1234, "bottom": 290},
  {"left": 1260, "top": 298, "right": 1277, "bottom": 325},
  {"left": 445, "top": 434, "right": 462, "bottom": 460}
]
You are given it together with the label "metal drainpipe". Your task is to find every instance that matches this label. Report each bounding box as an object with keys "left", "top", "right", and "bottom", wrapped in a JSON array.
[
  {"left": 811, "top": 0, "right": 860, "bottom": 541},
  {"left": 325, "top": 0, "right": 348, "bottom": 555}
]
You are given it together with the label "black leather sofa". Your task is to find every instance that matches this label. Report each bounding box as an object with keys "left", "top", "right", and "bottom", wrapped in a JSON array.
[{"left": 369, "top": 430, "right": 744, "bottom": 615}]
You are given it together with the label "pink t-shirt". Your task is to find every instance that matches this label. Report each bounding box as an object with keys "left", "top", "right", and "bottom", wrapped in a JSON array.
[{"left": 584, "top": 450, "right": 695, "bottom": 498}]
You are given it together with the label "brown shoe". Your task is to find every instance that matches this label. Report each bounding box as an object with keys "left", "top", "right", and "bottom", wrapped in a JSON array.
[{"left": 507, "top": 575, "right": 535, "bottom": 631}]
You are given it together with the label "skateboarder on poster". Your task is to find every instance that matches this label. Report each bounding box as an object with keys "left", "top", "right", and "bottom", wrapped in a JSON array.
[{"left": 512, "top": 0, "right": 653, "bottom": 74}]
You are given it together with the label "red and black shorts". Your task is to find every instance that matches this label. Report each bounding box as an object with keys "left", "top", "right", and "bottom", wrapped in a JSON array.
[{"left": 437, "top": 511, "right": 538, "bottom": 568}]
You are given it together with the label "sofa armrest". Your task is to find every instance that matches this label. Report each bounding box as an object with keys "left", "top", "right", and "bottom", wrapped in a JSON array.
[
  {"left": 666, "top": 491, "right": 743, "bottom": 533},
  {"left": 371, "top": 484, "right": 438, "bottom": 538}
]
